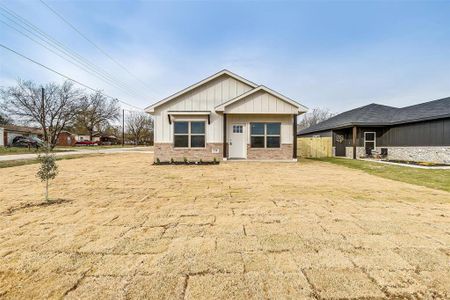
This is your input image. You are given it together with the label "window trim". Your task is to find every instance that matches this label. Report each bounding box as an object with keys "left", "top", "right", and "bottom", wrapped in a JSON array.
[
  {"left": 364, "top": 131, "right": 376, "bottom": 149},
  {"left": 173, "top": 120, "right": 206, "bottom": 149},
  {"left": 250, "top": 122, "right": 281, "bottom": 149}
]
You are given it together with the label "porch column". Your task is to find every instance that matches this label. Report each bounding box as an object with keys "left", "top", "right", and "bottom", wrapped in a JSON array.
[
  {"left": 352, "top": 125, "right": 357, "bottom": 159},
  {"left": 223, "top": 113, "right": 227, "bottom": 158},
  {"left": 293, "top": 114, "right": 297, "bottom": 159}
]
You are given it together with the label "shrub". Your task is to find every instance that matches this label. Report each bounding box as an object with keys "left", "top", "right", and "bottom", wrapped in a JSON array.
[
  {"left": 170, "top": 158, "right": 174, "bottom": 164},
  {"left": 156, "top": 158, "right": 160, "bottom": 164},
  {"left": 183, "top": 157, "right": 188, "bottom": 163}
]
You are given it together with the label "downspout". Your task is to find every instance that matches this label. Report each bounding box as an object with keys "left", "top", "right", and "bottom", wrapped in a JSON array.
[
  {"left": 293, "top": 114, "right": 297, "bottom": 159},
  {"left": 223, "top": 113, "right": 227, "bottom": 159}
]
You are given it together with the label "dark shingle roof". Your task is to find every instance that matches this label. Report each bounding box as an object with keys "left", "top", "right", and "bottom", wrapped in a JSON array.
[{"left": 298, "top": 97, "right": 450, "bottom": 135}]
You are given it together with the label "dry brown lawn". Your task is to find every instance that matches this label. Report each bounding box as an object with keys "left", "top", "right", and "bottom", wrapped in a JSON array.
[{"left": 0, "top": 153, "right": 449, "bottom": 299}]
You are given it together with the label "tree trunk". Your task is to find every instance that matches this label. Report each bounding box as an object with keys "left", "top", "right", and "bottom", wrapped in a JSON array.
[{"left": 45, "top": 178, "right": 49, "bottom": 202}]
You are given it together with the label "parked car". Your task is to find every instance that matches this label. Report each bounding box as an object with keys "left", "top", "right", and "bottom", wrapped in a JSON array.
[
  {"left": 75, "top": 140, "right": 98, "bottom": 146},
  {"left": 12, "top": 136, "right": 44, "bottom": 148}
]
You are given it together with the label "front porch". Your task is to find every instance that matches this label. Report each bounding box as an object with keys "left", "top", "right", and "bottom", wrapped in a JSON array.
[{"left": 222, "top": 113, "right": 298, "bottom": 161}]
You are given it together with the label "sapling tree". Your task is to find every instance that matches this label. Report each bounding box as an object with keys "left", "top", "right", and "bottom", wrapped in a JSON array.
[{"left": 36, "top": 144, "right": 58, "bottom": 201}]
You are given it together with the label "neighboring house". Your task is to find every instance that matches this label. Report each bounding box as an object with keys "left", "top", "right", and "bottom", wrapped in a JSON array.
[
  {"left": 92, "top": 133, "right": 118, "bottom": 145},
  {"left": 74, "top": 134, "right": 91, "bottom": 142},
  {"left": 145, "top": 70, "right": 307, "bottom": 161},
  {"left": 0, "top": 124, "right": 43, "bottom": 147},
  {"left": 55, "top": 131, "right": 76, "bottom": 146},
  {"left": 298, "top": 97, "right": 450, "bottom": 164}
]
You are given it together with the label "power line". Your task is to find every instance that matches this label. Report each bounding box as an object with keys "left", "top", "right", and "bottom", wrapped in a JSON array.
[
  {"left": 0, "top": 43, "right": 144, "bottom": 111},
  {"left": 0, "top": 4, "right": 147, "bottom": 99},
  {"left": 0, "top": 19, "right": 141, "bottom": 100},
  {"left": 39, "top": 0, "right": 158, "bottom": 97}
]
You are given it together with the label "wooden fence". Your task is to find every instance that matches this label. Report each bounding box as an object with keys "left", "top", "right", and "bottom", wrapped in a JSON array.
[{"left": 297, "top": 137, "right": 332, "bottom": 158}]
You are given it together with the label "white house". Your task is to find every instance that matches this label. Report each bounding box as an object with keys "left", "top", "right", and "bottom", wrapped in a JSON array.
[{"left": 145, "top": 70, "right": 307, "bottom": 161}]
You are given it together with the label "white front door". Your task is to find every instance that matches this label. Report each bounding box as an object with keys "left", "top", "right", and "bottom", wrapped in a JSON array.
[{"left": 229, "top": 124, "right": 246, "bottom": 158}]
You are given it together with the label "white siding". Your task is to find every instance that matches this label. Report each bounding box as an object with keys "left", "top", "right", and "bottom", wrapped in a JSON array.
[
  {"left": 225, "top": 90, "right": 298, "bottom": 114},
  {"left": 227, "top": 114, "right": 294, "bottom": 144},
  {"left": 153, "top": 74, "right": 253, "bottom": 143}
]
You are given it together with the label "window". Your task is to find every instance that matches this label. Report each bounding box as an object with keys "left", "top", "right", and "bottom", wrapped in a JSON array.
[
  {"left": 250, "top": 123, "right": 281, "bottom": 148},
  {"left": 232, "top": 125, "right": 243, "bottom": 133},
  {"left": 174, "top": 121, "right": 205, "bottom": 148},
  {"left": 364, "top": 131, "right": 376, "bottom": 154}
]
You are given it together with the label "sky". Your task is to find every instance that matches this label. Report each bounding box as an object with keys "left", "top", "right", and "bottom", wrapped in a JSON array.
[{"left": 1, "top": 0, "right": 450, "bottom": 114}]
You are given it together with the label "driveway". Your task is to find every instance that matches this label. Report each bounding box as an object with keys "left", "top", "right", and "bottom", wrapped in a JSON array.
[
  {"left": 0, "top": 146, "right": 153, "bottom": 161},
  {"left": 0, "top": 153, "right": 449, "bottom": 299}
]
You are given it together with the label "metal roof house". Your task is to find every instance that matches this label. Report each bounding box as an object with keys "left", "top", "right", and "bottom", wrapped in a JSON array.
[
  {"left": 146, "top": 70, "right": 307, "bottom": 162},
  {"left": 298, "top": 97, "right": 450, "bottom": 164}
]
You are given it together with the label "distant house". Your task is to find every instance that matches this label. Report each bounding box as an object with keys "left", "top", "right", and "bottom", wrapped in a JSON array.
[
  {"left": 55, "top": 131, "right": 76, "bottom": 146},
  {"left": 145, "top": 70, "right": 307, "bottom": 162},
  {"left": 298, "top": 97, "right": 450, "bottom": 164},
  {"left": 0, "top": 124, "right": 43, "bottom": 147},
  {"left": 74, "top": 134, "right": 91, "bottom": 142},
  {"left": 92, "top": 133, "right": 118, "bottom": 145}
]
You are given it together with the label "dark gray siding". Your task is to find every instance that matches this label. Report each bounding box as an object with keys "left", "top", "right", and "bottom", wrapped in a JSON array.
[
  {"left": 331, "top": 118, "right": 450, "bottom": 148},
  {"left": 298, "top": 130, "right": 332, "bottom": 138},
  {"left": 379, "top": 118, "right": 450, "bottom": 146}
]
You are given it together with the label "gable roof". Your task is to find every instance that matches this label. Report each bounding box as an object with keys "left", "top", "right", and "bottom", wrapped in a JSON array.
[
  {"left": 298, "top": 97, "right": 450, "bottom": 135},
  {"left": 145, "top": 69, "right": 258, "bottom": 113},
  {"left": 215, "top": 85, "right": 308, "bottom": 113}
]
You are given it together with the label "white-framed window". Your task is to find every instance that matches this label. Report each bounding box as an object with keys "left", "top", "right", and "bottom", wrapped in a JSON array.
[
  {"left": 250, "top": 122, "right": 281, "bottom": 148},
  {"left": 364, "top": 132, "right": 376, "bottom": 150},
  {"left": 174, "top": 121, "right": 206, "bottom": 148}
]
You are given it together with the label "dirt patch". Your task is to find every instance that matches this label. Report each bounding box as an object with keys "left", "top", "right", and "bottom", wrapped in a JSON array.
[
  {"left": 0, "top": 153, "right": 449, "bottom": 298},
  {"left": 2, "top": 198, "right": 72, "bottom": 216}
]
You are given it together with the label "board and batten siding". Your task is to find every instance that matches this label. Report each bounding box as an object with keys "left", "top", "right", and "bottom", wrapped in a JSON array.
[
  {"left": 225, "top": 90, "right": 299, "bottom": 114},
  {"left": 227, "top": 114, "right": 294, "bottom": 144},
  {"left": 153, "top": 75, "right": 253, "bottom": 143}
]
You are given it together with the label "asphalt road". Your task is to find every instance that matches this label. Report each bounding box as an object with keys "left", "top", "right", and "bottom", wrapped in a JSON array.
[{"left": 0, "top": 147, "right": 153, "bottom": 161}]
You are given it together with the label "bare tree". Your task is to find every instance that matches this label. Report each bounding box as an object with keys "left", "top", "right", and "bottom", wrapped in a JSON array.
[
  {"left": 126, "top": 112, "right": 154, "bottom": 145},
  {"left": 0, "top": 110, "right": 11, "bottom": 125},
  {"left": 76, "top": 91, "right": 120, "bottom": 140},
  {"left": 298, "top": 108, "right": 334, "bottom": 131},
  {"left": 0, "top": 79, "right": 83, "bottom": 148}
]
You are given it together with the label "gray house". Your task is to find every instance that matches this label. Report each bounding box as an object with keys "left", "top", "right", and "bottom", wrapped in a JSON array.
[{"left": 298, "top": 97, "right": 450, "bottom": 164}]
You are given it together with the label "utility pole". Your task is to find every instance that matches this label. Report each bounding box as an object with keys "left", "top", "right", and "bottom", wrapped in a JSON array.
[
  {"left": 122, "top": 109, "right": 125, "bottom": 147},
  {"left": 41, "top": 87, "right": 48, "bottom": 148}
]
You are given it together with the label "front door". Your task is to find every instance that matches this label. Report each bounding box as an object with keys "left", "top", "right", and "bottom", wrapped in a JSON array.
[
  {"left": 229, "top": 124, "right": 246, "bottom": 158},
  {"left": 334, "top": 131, "right": 346, "bottom": 157}
]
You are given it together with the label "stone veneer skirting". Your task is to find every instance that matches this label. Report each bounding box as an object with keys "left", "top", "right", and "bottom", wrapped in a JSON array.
[
  {"left": 342, "top": 146, "right": 450, "bottom": 164},
  {"left": 377, "top": 146, "right": 450, "bottom": 164},
  {"left": 345, "top": 147, "right": 366, "bottom": 159},
  {"left": 154, "top": 143, "right": 223, "bottom": 162},
  {"left": 246, "top": 144, "right": 293, "bottom": 160}
]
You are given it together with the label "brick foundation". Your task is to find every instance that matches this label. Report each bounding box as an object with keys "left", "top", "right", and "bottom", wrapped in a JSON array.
[
  {"left": 154, "top": 143, "right": 223, "bottom": 162},
  {"left": 246, "top": 144, "right": 293, "bottom": 160}
]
